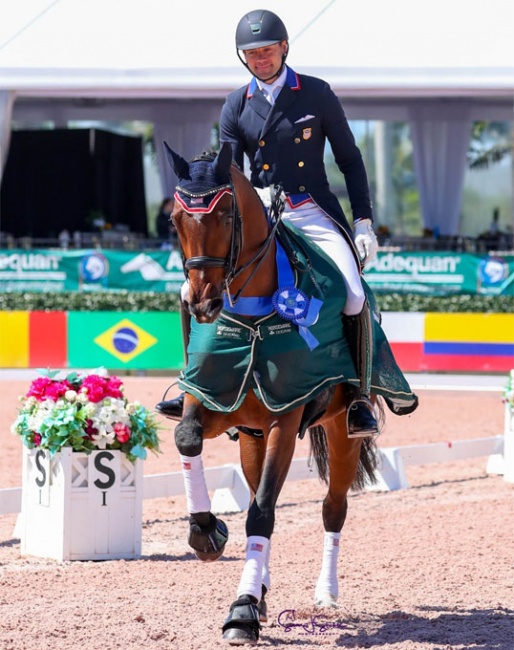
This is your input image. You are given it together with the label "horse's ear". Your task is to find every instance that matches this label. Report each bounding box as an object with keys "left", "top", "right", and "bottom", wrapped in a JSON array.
[
  {"left": 212, "top": 141, "right": 233, "bottom": 180},
  {"left": 163, "top": 141, "right": 190, "bottom": 179}
]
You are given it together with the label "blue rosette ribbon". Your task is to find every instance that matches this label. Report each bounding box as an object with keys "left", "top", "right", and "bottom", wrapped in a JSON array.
[
  {"left": 221, "top": 236, "right": 323, "bottom": 350},
  {"left": 273, "top": 241, "right": 323, "bottom": 350}
]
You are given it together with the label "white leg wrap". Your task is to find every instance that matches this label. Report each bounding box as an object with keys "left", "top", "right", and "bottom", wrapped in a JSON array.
[
  {"left": 237, "top": 536, "right": 270, "bottom": 601},
  {"left": 261, "top": 539, "right": 271, "bottom": 593},
  {"left": 179, "top": 454, "right": 211, "bottom": 514},
  {"left": 315, "top": 532, "right": 341, "bottom": 605}
]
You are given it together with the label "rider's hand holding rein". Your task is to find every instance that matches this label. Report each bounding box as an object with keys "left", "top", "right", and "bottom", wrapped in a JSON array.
[{"left": 353, "top": 218, "right": 378, "bottom": 267}]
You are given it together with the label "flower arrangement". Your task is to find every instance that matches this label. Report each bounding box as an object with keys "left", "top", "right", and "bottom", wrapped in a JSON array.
[
  {"left": 11, "top": 368, "right": 161, "bottom": 463},
  {"left": 503, "top": 369, "right": 514, "bottom": 409}
]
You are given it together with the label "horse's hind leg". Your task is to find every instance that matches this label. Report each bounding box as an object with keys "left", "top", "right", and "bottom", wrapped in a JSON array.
[{"left": 314, "top": 416, "right": 362, "bottom": 608}]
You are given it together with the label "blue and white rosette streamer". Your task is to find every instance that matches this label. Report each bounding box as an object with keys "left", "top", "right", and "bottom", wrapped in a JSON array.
[
  {"left": 222, "top": 237, "right": 323, "bottom": 350},
  {"left": 272, "top": 286, "right": 322, "bottom": 350},
  {"left": 273, "top": 242, "right": 323, "bottom": 350}
]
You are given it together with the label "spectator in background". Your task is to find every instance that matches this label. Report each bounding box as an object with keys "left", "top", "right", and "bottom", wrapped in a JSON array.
[
  {"left": 155, "top": 197, "right": 177, "bottom": 248},
  {"left": 58, "top": 229, "right": 70, "bottom": 249},
  {"left": 489, "top": 207, "right": 500, "bottom": 235}
]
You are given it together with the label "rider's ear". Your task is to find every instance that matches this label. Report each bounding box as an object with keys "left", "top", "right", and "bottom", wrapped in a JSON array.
[{"left": 163, "top": 141, "right": 190, "bottom": 179}]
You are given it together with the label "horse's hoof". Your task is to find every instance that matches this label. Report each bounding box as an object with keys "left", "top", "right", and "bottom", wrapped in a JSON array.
[
  {"left": 188, "top": 513, "right": 228, "bottom": 562},
  {"left": 222, "top": 595, "right": 260, "bottom": 645},
  {"left": 222, "top": 626, "right": 258, "bottom": 645},
  {"left": 315, "top": 593, "right": 339, "bottom": 609}
]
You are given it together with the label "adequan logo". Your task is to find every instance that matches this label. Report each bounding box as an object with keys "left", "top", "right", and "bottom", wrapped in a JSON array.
[{"left": 94, "top": 318, "right": 157, "bottom": 362}]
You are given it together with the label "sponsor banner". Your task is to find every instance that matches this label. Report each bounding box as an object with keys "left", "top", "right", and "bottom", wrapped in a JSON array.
[
  {"left": 1, "top": 248, "right": 513, "bottom": 295},
  {"left": 0, "top": 248, "right": 186, "bottom": 293},
  {"left": 364, "top": 251, "right": 514, "bottom": 296},
  {"left": 67, "top": 312, "right": 184, "bottom": 369}
]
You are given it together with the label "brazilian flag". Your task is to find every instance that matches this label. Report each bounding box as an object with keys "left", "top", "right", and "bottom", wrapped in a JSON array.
[{"left": 67, "top": 312, "right": 183, "bottom": 369}]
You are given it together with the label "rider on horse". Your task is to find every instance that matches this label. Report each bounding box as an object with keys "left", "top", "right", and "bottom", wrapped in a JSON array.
[{"left": 158, "top": 9, "right": 380, "bottom": 438}]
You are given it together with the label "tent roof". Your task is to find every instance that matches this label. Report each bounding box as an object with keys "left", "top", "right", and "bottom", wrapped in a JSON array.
[{"left": 1, "top": 0, "right": 513, "bottom": 99}]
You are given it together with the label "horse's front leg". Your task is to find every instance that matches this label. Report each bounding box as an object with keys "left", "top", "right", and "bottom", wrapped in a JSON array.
[
  {"left": 174, "top": 400, "right": 228, "bottom": 561},
  {"left": 238, "top": 431, "right": 270, "bottom": 624},
  {"left": 222, "top": 410, "right": 301, "bottom": 645}
]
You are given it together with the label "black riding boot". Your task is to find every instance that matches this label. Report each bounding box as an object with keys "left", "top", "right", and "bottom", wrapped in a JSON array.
[
  {"left": 155, "top": 301, "right": 190, "bottom": 419},
  {"left": 343, "top": 300, "right": 379, "bottom": 438}
]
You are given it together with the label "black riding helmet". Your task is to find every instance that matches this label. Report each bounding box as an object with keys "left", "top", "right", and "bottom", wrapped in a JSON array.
[{"left": 235, "top": 9, "right": 289, "bottom": 82}]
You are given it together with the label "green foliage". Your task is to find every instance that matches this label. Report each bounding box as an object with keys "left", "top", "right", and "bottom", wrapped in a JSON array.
[
  {"left": 0, "top": 291, "right": 510, "bottom": 313},
  {"left": 468, "top": 121, "right": 512, "bottom": 170},
  {"left": 374, "top": 293, "right": 513, "bottom": 313},
  {"left": 0, "top": 291, "right": 180, "bottom": 312}
]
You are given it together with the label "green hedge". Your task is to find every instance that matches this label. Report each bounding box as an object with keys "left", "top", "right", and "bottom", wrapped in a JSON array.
[{"left": 0, "top": 291, "right": 511, "bottom": 313}]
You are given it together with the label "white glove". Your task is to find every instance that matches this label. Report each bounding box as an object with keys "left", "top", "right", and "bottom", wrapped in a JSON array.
[{"left": 353, "top": 218, "right": 378, "bottom": 266}]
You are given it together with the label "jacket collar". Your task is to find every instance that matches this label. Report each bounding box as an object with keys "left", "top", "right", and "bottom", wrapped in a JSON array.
[{"left": 246, "top": 66, "right": 301, "bottom": 99}]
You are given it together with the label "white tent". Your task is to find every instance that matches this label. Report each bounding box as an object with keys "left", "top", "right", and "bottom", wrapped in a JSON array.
[{"left": 1, "top": 0, "right": 513, "bottom": 235}]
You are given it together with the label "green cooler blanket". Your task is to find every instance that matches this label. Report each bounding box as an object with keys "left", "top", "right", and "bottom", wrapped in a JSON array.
[{"left": 179, "top": 223, "right": 417, "bottom": 415}]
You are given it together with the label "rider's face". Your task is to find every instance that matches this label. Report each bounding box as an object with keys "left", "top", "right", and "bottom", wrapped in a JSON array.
[{"left": 244, "top": 41, "right": 287, "bottom": 82}]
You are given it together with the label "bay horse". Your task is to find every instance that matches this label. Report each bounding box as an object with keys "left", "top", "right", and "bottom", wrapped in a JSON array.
[{"left": 161, "top": 141, "right": 417, "bottom": 645}]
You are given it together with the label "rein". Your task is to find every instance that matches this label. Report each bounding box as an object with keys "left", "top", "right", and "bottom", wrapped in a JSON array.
[{"left": 226, "top": 184, "right": 284, "bottom": 308}]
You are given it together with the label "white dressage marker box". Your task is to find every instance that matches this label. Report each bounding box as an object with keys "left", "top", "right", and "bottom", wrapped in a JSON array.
[{"left": 20, "top": 447, "right": 143, "bottom": 561}]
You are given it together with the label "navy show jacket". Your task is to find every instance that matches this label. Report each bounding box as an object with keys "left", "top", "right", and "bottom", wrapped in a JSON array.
[{"left": 219, "top": 66, "right": 374, "bottom": 247}]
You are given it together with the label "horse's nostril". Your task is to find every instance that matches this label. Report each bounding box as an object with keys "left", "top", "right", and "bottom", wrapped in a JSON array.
[
  {"left": 209, "top": 298, "right": 223, "bottom": 314},
  {"left": 191, "top": 297, "right": 223, "bottom": 323}
]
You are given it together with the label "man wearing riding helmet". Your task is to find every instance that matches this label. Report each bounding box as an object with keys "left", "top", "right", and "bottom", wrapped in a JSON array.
[{"left": 221, "top": 9, "right": 380, "bottom": 437}]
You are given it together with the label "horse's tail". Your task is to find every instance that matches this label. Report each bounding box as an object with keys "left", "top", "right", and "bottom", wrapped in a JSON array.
[
  {"left": 308, "top": 398, "right": 385, "bottom": 490},
  {"left": 308, "top": 425, "right": 330, "bottom": 483}
]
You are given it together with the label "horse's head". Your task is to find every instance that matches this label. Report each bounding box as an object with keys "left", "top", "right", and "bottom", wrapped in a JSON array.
[{"left": 164, "top": 141, "right": 239, "bottom": 323}]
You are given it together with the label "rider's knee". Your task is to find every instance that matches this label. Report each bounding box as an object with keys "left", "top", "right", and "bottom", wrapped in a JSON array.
[{"left": 342, "top": 288, "right": 365, "bottom": 316}]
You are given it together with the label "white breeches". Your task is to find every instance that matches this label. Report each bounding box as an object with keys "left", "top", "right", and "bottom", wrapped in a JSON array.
[{"left": 281, "top": 202, "right": 365, "bottom": 316}]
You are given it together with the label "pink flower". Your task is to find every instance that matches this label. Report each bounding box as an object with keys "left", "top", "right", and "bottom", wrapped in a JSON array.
[
  {"left": 105, "top": 376, "right": 124, "bottom": 399},
  {"left": 33, "top": 432, "right": 42, "bottom": 446},
  {"left": 80, "top": 374, "right": 124, "bottom": 403},
  {"left": 27, "top": 377, "right": 70, "bottom": 402},
  {"left": 113, "top": 422, "right": 131, "bottom": 444},
  {"left": 80, "top": 375, "right": 108, "bottom": 403},
  {"left": 45, "top": 381, "right": 72, "bottom": 401}
]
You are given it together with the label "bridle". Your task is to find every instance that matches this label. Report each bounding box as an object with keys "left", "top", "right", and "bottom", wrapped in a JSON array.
[
  {"left": 175, "top": 155, "right": 283, "bottom": 307},
  {"left": 176, "top": 179, "right": 240, "bottom": 284}
]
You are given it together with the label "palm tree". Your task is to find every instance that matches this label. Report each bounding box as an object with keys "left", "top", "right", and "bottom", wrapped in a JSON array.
[{"left": 467, "top": 121, "right": 512, "bottom": 169}]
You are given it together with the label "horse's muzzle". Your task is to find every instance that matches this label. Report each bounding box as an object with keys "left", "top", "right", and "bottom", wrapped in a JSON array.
[{"left": 189, "top": 297, "right": 224, "bottom": 323}]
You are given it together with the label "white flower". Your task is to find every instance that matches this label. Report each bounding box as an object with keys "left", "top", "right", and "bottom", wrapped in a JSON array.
[
  {"left": 77, "top": 391, "right": 89, "bottom": 404},
  {"left": 91, "top": 429, "right": 116, "bottom": 449},
  {"left": 83, "top": 402, "right": 97, "bottom": 418},
  {"left": 65, "top": 390, "right": 77, "bottom": 402}
]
